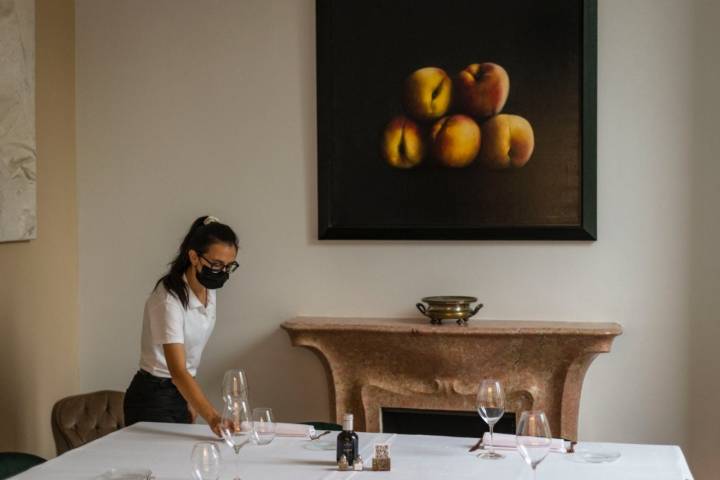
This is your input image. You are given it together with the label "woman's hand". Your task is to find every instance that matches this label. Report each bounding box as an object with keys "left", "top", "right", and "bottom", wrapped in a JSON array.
[{"left": 208, "top": 411, "right": 223, "bottom": 437}]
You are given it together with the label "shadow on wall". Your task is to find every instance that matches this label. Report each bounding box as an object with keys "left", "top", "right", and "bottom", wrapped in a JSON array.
[
  {"left": 687, "top": 1, "right": 720, "bottom": 479},
  {"left": 297, "top": 0, "right": 318, "bottom": 247},
  {"left": 0, "top": 312, "right": 21, "bottom": 450},
  {"left": 203, "top": 324, "right": 331, "bottom": 424},
  {"left": 0, "top": 300, "right": 46, "bottom": 453}
]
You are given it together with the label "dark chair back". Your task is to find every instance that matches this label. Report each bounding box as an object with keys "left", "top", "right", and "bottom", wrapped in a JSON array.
[
  {"left": 51, "top": 390, "right": 125, "bottom": 455},
  {"left": 0, "top": 452, "right": 45, "bottom": 479}
]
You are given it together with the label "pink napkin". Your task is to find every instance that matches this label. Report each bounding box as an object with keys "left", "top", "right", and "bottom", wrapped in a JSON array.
[
  {"left": 482, "top": 432, "right": 568, "bottom": 453},
  {"left": 274, "top": 423, "right": 316, "bottom": 437},
  {"left": 240, "top": 422, "right": 316, "bottom": 437}
]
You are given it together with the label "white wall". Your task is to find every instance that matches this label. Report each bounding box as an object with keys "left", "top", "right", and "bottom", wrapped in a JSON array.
[{"left": 76, "top": 0, "right": 713, "bottom": 472}]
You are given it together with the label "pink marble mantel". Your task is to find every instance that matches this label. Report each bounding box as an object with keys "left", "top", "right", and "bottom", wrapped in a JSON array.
[{"left": 281, "top": 316, "right": 622, "bottom": 441}]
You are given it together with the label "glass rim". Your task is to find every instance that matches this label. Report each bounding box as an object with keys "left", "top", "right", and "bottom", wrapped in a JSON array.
[
  {"left": 191, "top": 441, "right": 221, "bottom": 453},
  {"left": 222, "top": 369, "right": 249, "bottom": 397},
  {"left": 223, "top": 370, "right": 247, "bottom": 378},
  {"left": 518, "top": 409, "right": 547, "bottom": 416}
]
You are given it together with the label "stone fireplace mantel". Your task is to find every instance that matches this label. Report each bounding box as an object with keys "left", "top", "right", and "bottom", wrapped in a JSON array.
[{"left": 281, "top": 317, "right": 622, "bottom": 441}]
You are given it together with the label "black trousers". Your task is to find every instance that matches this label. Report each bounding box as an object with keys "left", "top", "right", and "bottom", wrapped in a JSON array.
[{"left": 123, "top": 370, "right": 192, "bottom": 426}]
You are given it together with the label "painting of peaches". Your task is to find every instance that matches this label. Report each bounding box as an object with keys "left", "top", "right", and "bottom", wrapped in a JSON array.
[
  {"left": 317, "top": 0, "right": 597, "bottom": 240},
  {"left": 382, "top": 64, "right": 533, "bottom": 171}
]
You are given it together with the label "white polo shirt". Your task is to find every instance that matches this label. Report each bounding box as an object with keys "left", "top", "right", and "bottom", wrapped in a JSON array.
[{"left": 139, "top": 277, "right": 216, "bottom": 378}]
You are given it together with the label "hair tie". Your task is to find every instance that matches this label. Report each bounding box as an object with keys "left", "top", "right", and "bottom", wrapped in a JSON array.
[{"left": 204, "top": 216, "right": 220, "bottom": 226}]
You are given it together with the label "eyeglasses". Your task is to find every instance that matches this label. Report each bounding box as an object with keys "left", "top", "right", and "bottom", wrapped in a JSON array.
[{"left": 199, "top": 254, "right": 239, "bottom": 274}]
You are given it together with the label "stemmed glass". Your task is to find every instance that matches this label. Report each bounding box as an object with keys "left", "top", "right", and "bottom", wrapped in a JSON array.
[
  {"left": 251, "top": 407, "right": 276, "bottom": 445},
  {"left": 190, "top": 442, "right": 221, "bottom": 480},
  {"left": 476, "top": 379, "right": 505, "bottom": 460},
  {"left": 222, "top": 369, "right": 249, "bottom": 402},
  {"left": 516, "top": 410, "right": 552, "bottom": 480},
  {"left": 220, "top": 398, "right": 251, "bottom": 480}
]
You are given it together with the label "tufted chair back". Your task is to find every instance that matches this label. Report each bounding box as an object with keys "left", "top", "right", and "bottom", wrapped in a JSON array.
[{"left": 51, "top": 390, "right": 125, "bottom": 455}]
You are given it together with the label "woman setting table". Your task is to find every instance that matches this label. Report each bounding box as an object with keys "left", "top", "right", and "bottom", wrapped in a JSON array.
[{"left": 122, "top": 215, "right": 240, "bottom": 437}]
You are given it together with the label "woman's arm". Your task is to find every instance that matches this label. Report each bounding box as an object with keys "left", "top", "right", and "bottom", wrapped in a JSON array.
[{"left": 163, "top": 343, "right": 222, "bottom": 436}]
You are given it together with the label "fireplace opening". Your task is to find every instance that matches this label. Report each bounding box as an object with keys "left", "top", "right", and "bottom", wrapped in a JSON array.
[{"left": 380, "top": 407, "right": 516, "bottom": 438}]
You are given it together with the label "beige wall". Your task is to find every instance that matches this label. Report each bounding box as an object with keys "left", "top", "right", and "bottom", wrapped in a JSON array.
[
  {"left": 0, "top": 0, "right": 78, "bottom": 459},
  {"left": 73, "top": 0, "right": 716, "bottom": 476}
]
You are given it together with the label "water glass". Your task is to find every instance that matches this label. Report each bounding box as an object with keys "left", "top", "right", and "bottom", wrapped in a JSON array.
[
  {"left": 252, "top": 407, "right": 276, "bottom": 445},
  {"left": 516, "top": 410, "right": 552, "bottom": 479},
  {"left": 220, "top": 398, "right": 251, "bottom": 453},
  {"left": 220, "top": 398, "right": 251, "bottom": 480},
  {"left": 190, "top": 442, "right": 221, "bottom": 480},
  {"left": 476, "top": 379, "right": 505, "bottom": 459}
]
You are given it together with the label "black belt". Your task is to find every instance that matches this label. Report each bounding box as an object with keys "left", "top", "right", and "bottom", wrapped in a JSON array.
[{"left": 138, "top": 369, "right": 174, "bottom": 384}]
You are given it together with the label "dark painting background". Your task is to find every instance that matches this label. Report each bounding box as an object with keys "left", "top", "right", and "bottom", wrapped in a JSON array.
[{"left": 321, "top": 0, "right": 582, "bottom": 231}]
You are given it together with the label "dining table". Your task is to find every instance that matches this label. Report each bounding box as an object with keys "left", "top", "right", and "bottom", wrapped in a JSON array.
[{"left": 12, "top": 422, "right": 693, "bottom": 479}]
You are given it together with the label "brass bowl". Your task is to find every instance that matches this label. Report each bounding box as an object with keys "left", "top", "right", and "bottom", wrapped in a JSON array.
[{"left": 416, "top": 296, "right": 483, "bottom": 325}]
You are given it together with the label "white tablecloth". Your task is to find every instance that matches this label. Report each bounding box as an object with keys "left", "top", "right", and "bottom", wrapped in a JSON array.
[{"left": 13, "top": 423, "right": 693, "bottom": 480}]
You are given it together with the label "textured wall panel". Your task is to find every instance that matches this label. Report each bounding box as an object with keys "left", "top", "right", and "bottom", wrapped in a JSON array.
[{"left": 0, "top": 0, "right": 36, "bottom": 242}]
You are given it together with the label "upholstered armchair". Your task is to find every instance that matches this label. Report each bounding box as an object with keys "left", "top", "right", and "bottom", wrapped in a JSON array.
[{"left": 51, "top": 390, "right": 125, "bottom": 455}]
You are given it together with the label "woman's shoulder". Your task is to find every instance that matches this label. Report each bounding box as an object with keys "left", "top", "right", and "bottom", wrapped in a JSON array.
[{"left": 146, "top": 282, "right": 184, "bottom": 311}]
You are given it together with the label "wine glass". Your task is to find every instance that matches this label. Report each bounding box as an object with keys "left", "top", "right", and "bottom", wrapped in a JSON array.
[
  {"left": 516, "top": 410, "right": 552, "bottom": 480},
  {"left": 190, "top": 442, "right": 221, "bottom": 480},
  {"left": 222, "top": 369, "right": 249, "bottom": 401},
  {"left": 220, "top": 398, "right": 251, "bottom": 480},
  {"left": 476, "top": 379, "right": 505, "bottom": 459},
  {"left": 251, "top": 407, "right": 276, "bottom": 445}
]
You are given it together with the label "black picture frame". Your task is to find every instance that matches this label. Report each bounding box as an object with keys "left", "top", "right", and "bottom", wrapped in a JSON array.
[{"left": 317, "top": 0, "right": 597, "bottom": 240}]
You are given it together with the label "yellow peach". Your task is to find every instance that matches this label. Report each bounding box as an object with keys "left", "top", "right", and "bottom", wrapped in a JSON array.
[
  {"left": 403, "top": 67, "right": 452, "bottom": 121},
  {"left": 455, "top": 63, "right": 510, "bottom": 118},
  {"left": 430, "top": 115, "right": 481, "bottom": 168},
  {"left": 381, "top": 116, "right": 425, "bottom": 168},
  {"left": 479, "top": 114, "right": 535, "bottom": 169}
]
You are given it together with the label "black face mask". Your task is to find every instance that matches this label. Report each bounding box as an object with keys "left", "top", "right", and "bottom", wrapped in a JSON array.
[{"left": 196, "top": 265, "right": 229, "bottom": 290}]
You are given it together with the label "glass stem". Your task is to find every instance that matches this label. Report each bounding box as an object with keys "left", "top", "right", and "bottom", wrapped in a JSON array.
[
  {"left": 489, "top": 423, "right": 495, "bottom": 455},
  {"left": 234, "top": 451, "right": 240, "bottom": 480}
]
